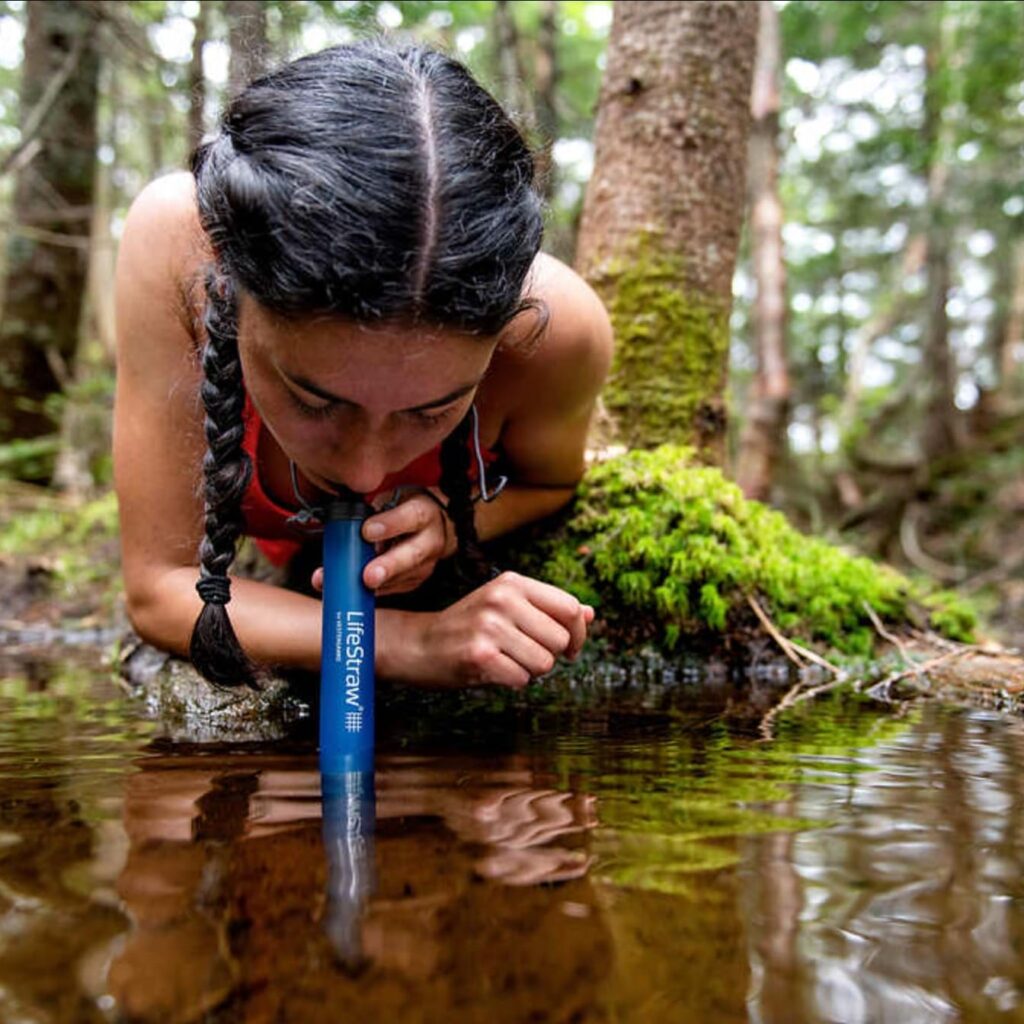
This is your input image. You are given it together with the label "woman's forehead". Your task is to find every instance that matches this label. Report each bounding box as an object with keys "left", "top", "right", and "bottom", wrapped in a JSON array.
[{"left": 240, "top": 298, "right": 495, "bottom": 403}]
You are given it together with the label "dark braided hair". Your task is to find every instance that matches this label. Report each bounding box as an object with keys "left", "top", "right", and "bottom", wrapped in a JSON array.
[
  {"left": 188, "top": 40, "right": 545, "bottom": 686},
  {"left": 438, "top": 412, "right": 490, "bottom": 586},
  {"left": 189, "top": 270, "right": 259, "bottom": 686}
]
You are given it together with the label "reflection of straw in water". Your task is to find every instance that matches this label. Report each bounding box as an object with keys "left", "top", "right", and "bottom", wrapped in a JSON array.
[{"left": 321, "top": 770, "right": 377, "bottom": 972}]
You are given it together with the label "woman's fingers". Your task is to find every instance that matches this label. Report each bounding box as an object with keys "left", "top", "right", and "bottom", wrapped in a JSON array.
[
  {"left": 504, "top": 573, "right": 590, "bottom": 657},
  {"left": 363, "top": 530, "right": 441, "bottom": 589},
  {"left": 362, "top": 494, "right": 440, "bottom": 544},
  {"left": 494, "top": 620, "right": 562, "bottom": 679},
  {"left": 508, "top": 600, "right": 573, "bottom": 661},
  {"left": 470, "top": 649, "right": 532, "bottom": 689}
]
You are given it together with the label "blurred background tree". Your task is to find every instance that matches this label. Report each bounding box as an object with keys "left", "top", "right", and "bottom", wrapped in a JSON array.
[{"left": 0, "top": 0, "right": 1020, "bottom": 629}]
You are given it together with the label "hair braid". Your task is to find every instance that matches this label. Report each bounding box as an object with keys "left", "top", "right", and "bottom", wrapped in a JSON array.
[
  {"left": 188, "top": 269, "right": 259, "bottom": 687},
  {"left": 438, "top": 412, "right": 491, "bottom": 588}
]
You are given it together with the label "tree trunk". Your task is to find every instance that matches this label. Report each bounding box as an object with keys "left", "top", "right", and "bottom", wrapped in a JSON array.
[
  {"left": 226, "top": 0, "right": 269, "bottom": 98},
  {"left": 533, "top": 1, "right": 559, "bottom": 203},
  {"left": 0, "top": 0, "right": 100, "bottom": 472},
  {"left": 492, "top": 0, "right": 531, "bottom": 124},
  {"left": 188, "top": 0, "right": 209, "bottom": 156},
  {"left": 53, "top": 63, "right": 117, "bottom": 495},
  {"left": 736, "top": 0, "right": 789, "bottom": 501},
  {"left": 575, "top": 1, "right": 758, "bottom": 463},
  {"left": 920, "top": 4, "right": 959, "bottom": 463},
  {"left": 994, "top": 238, "right": 1024, "bottom": 413}
]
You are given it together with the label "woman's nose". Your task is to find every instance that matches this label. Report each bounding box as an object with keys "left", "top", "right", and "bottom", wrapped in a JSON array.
[{"left": 331, "top": 446, "right": 390, "bottom": 496}]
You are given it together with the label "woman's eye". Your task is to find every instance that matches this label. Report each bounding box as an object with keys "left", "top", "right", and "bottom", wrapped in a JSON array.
[
  {"left": 287, "top": 390, "right": 337, "bottom": 420},
  {"left": 410, "top": 406, "right": 456, "bottom": 427}
]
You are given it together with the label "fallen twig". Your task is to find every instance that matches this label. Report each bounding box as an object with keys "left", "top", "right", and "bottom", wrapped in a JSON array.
[
  {"left": 746, "top": 594, "right": 844, "bottom": 676},
  {"left": 862, "top": 600, "right": 917, "bottom": 672},
  {"left": 859, "top": 648, "right": 968, "bottom": 701},
  {"left": 746, "top": 594, "right": 804, "bottom": 668},
  {"left": 907, "top": 628, "right": 1018, "bottom": 658}
]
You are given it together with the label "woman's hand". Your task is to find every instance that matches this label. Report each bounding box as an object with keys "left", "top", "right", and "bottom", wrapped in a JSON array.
[
  {"left": 312, "top": 491, "right": 453, "bottom": 597},
  {"left": 399, "top": 571, "right": 594, "bottom": 688},
  {"left": 362, "top": 491, "right": 455, "bottom": 595}
]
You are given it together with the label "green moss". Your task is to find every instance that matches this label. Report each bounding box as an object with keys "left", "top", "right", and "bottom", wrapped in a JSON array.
[
  {"left": 594, "top": 240, "right": 729, "bottom": 456},
  {"left": 532, "top": 445, "right": 975, "bottom": 656}
]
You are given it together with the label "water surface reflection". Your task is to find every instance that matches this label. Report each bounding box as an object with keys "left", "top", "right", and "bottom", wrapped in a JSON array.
[
  {"left": 109, "top": 752, "right": 607, "bottom": 1022},
  {"left": 6, "top": 663, "right": 1024, "bottom": 1022}
]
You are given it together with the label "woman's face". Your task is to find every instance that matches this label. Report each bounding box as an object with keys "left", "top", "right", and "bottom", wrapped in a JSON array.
[{"left": 237, "top": 296, "right": 498, "bottom": 495}]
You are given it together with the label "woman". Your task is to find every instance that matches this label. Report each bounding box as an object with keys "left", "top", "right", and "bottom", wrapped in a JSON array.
[{"left": 114, "top": 41, "right": 612, "bottom": 689}]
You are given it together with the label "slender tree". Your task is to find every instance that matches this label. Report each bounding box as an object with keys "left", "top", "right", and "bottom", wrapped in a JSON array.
[
  {"left": 533, "top": 0, "right": 559, "bottom": 203},
  {"left": 0, "top": 0, "right": 100, "bottom": 470},
  {"left": 188, "top": 0, "right": 209, "bottom": 155},
  {"left": 736, "top": 0, "right": 789, "bottom": 501},
  {"left": 226, "top": 0, "right": 269, "bottom": 98},
  {"left": 575, "top": 1, "right": 758, "bottom": 462},
  {"left": 920, "top": 2, "right": 959, "bottom": 463}
]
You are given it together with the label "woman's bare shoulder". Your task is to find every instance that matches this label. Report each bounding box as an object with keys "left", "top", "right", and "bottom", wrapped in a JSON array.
[
  {"left": 497, "top": 251, "right": 613, "bottom": 412},
  {"left": 117, "top": 171, "right": 210, "bottom": 338}
]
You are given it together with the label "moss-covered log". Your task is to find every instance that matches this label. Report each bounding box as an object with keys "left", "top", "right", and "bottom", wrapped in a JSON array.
[{"left": 517, "top": 446, "right": 975, "bottom": 658}]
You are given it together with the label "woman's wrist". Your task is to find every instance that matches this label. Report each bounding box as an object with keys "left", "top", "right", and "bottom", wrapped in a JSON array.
[{"left": 375, "top": 606, "right": 429, "bottom": 682}]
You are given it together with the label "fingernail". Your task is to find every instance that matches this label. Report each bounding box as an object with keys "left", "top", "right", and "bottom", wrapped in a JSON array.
[
  {"left": 364, "top": 522, "right": 385, "bottom": 540},
  {"left": 367, "top": 566, "right": 386, "bottom": 586}
]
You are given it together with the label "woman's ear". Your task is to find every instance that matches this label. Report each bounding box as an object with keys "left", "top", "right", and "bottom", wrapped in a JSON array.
[{"left": 497, "top": 300, "right": 549, "bottom": 357}]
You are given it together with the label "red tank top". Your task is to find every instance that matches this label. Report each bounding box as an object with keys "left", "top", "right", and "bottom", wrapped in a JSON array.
[{"left": 239, "top": 397, "right": 496, "bottom": 565}]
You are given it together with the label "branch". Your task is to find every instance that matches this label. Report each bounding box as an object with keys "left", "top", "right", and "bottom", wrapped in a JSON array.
[
  {"left": 0, "top": 33, "right": 88, "bottom": 176},
  {"left": 899, "top": 502, "right": 967, "bottom": 582}
]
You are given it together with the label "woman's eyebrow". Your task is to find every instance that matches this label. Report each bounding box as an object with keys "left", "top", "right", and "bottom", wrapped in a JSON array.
[{"left": 282, "top": 369, "right": 480, "bottom": 412}]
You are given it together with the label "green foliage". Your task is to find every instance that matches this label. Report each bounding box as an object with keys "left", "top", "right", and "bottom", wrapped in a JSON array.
[
  {"left": 536, "top": 445, "right": 975, "bottom": 655},
  {"left": 0, "top": 435, "right": 60, "bottom": 480},
  {"left": 0, "top": 487, "right": 120, "bottom": 600}
]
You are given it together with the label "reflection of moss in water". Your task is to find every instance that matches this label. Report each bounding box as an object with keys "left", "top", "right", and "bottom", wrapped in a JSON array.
[
  {"left": 0, "top": 660, "right": 148, "bottom": 737},
  {"left": 589, "top": 692, "right": 918, "bottom": 896}
]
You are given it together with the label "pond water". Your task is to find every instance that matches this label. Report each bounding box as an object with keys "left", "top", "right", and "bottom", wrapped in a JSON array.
[{"left": 4, "top": 653, "right": 1024, "bottom": 1023}]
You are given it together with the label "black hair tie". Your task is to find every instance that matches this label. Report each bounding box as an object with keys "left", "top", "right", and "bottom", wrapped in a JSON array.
[{"left": 196, "top": 574, "right": 232, "bottom": 605}]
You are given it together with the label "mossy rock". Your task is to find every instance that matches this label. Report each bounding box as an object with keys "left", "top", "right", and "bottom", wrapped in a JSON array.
[
  {"left": 119, "top": 636, "right": 313, "bottom": 743},
  {"left": 513, "top": 445, "right": 976, "bottom": 659}
]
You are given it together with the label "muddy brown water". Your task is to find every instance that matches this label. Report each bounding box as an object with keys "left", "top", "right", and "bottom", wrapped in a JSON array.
[{"left": 4, "top": 652, "right": 1024, "bottom": 1023}]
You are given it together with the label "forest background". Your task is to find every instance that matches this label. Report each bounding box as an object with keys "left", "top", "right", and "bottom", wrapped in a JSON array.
[{"left": 0, "top": 0, "right": 1021, "bottom": 647}]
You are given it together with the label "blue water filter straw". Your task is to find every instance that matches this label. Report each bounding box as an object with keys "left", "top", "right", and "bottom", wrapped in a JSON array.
[{"left": 319, "top": 495, "right": 376, "bottom": 775}]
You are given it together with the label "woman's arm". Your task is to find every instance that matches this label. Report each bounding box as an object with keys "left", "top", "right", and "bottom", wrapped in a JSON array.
[{"left": 113, "top": 174, "right": 329, "bottom": 672}]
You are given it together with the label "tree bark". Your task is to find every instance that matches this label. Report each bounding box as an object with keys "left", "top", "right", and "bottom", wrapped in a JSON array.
[
  {"left": 575, "top": 1, "right": 758, "bottom": 463},
  {"left": 994, "top": 238, "right": 1024, "bottom": 412},
  {"left": 188, "top": 0, "right": 209, "bottom": 156},
  {"left": 226, "top": 0, "right": 269, "bottom": 99},
  {"left": 920, "top": 3, "right": 959, "bottom": 463},
  {"left": 736, "top": 0, "right": 789, "bottom": 501},
  {"left": 533, "top": 1, "right": 559, "bottom": 203},
  {"left": 0, "top": 0, "right": 100, "bottom": 471},
  {"left": 53, "top": 62, "right": 117, "bottom": 495},
  {"left": 492, "top": 0, "right": 531, "bottom": 124}
]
